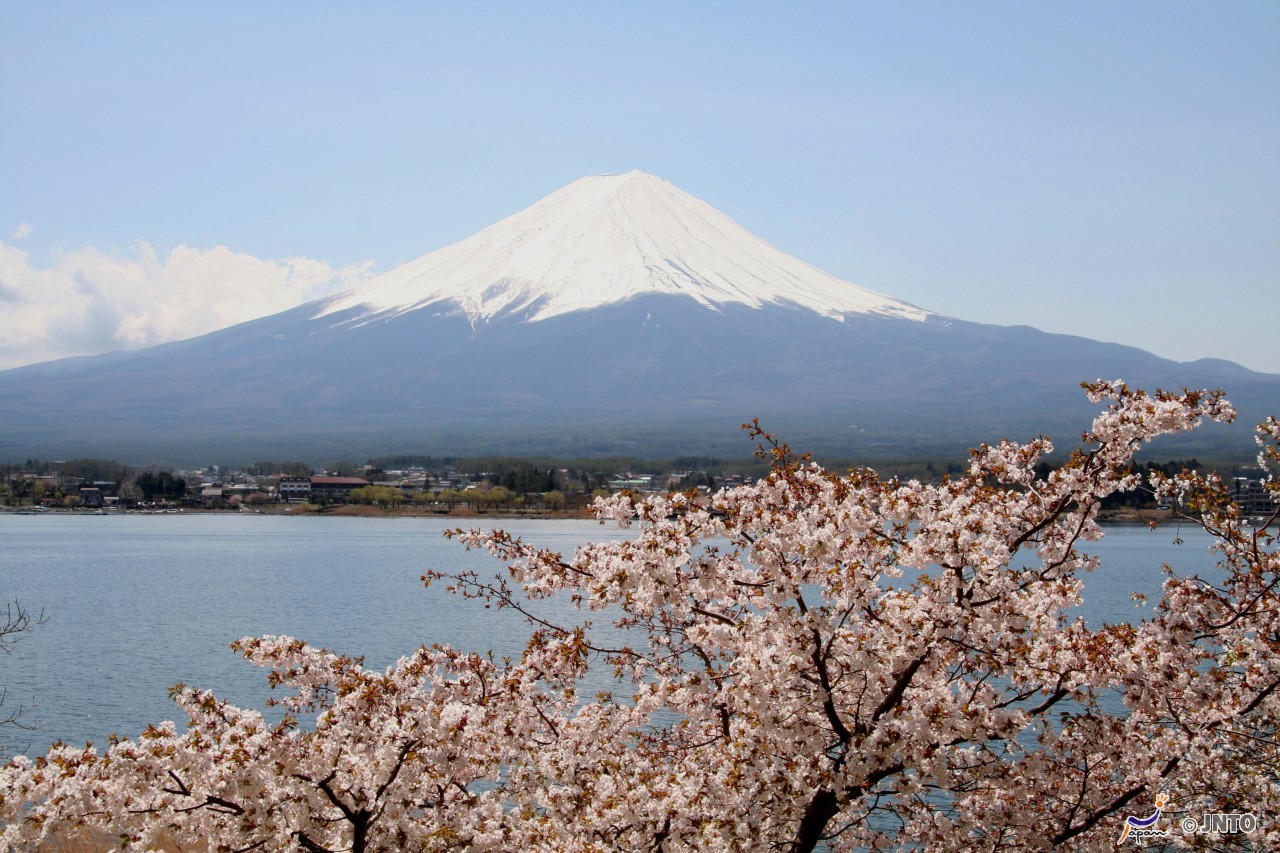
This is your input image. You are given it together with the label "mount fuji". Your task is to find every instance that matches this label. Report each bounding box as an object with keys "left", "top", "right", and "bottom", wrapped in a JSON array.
[
  {"left": 316, "top": 171, "right": 931, "bottom": 327},
  {"left": 0, "top": 171, "right": 1275, "bottom": 462}
]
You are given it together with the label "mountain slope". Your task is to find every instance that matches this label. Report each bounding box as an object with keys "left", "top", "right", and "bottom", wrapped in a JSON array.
[
  {"left": 0, "top": 173, "right": 1274, "bottom": 463},
  {"left": 316, "top": 171, "right": 930, "bottom": 325}
]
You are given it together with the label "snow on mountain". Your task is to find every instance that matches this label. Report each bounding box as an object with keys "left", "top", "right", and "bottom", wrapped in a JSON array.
[{"left": 317, "top": 171, "right": 932, "bottom": 325}]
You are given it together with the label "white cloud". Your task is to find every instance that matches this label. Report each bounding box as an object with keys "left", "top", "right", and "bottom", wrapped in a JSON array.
[
  {"left": 0, "top": 240, "right": 374, "bottom": 370},
  {"left": 10, "top": 223, "right": 33, "bottom": 241}
]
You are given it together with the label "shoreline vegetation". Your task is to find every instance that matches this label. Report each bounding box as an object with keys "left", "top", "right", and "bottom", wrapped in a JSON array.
[
  {"left": 0, "top": 502, "right": 1177, "bottom": 523},
  {"left": 5, "top": 452, "right": 1270, "bottom": 527}
]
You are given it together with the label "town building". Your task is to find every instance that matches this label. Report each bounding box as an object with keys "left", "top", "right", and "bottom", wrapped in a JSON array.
[
  {"left": 305, "top": 476, "right": 371, "bottom": 503},
  {"left": 278, "top": 477, "right": 313, "bottom": 503},
  {"left": 1232, "top": 478, "right": 1277, "bottom": 517}
]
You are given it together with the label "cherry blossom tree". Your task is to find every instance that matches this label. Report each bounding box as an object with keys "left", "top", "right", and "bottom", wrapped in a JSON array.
[
  {"left": 2, "top": 382, "right": 1277, "bottom": 851},
  {"left": 0, "top": 599, "right": 44, "bottom": 731}
]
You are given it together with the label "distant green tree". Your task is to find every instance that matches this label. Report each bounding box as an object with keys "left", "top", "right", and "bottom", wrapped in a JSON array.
[
  {"left": 475, "top": 487, "right": 514, "bottom": 509},
  {"left": 134, "top": 472, "right": 187, "bottom": 502},
  {"left": 3, "top": 477, "right": 31, "bottom": 505},
  {"left": 365, "top": 455, "right": 456, "bottom": 470},
  {"left": 59, "top": 459, "right": 127, "bottom": 483},
  {"left": 135, "top": 472, "right": 157, "bottom": 502},
  {"left": 349, "top": 486, "right": 404, "bottom": 508},
  {"left": 439, "top": 489, "right": 476, "bottom": 509},
  {"left": 247, "top": 461, "right": 313, "bottom": 478},
  {"left": 671, "top": 455, "right": 721, "bottom": 470},
  {"left": 678, "top": 471, "right": 715, "bottom": 490}
]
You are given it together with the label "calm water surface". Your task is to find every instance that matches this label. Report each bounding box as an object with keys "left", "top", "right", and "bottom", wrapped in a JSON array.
[{"left": 0, "top": 513, "right": 1220, "bottom": 757}]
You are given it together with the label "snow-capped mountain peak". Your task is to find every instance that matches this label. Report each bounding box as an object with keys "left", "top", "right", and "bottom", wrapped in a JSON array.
[{"left": 318, "top": 170, "right": 931, "bottom": 324}]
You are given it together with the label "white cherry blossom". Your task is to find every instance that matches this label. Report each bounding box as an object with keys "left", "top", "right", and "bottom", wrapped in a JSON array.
[{"left": 2, "top": 382, "right": 1276, "bottom": 851}]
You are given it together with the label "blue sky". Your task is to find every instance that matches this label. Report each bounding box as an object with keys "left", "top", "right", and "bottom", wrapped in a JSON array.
[{"left": 1, "top": 1, "right": 1276, "bottom": 372}]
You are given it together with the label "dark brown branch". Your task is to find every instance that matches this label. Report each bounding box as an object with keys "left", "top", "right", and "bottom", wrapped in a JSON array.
[{"left": 1050, "top": 753, "right": 1181, "bottom": 846}]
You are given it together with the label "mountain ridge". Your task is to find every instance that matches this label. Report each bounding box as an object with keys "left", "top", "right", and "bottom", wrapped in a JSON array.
[{"left": 0, "top": 172, "right": 1275, "bottom": 463}]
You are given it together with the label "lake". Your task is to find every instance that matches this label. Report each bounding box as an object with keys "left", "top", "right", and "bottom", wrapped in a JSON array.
[{"left": 0, "top": 512, "right": 1222, "bottom": 757}]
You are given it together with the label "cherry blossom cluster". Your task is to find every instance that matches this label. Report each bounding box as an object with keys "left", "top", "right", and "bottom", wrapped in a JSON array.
[{"left": 2, "top": 381, "right": 1276, "bottom": 851}]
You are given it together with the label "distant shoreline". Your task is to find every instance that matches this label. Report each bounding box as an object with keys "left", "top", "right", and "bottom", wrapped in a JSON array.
[
  {"left": 0, "top": 504, "right": 598, "bottom": 520},
  {"left": 2, "top": 504, "right": 1175, "bottom": 524},
  {"left": 280, "top": 504, "right": 598, "bottom": 520}
]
